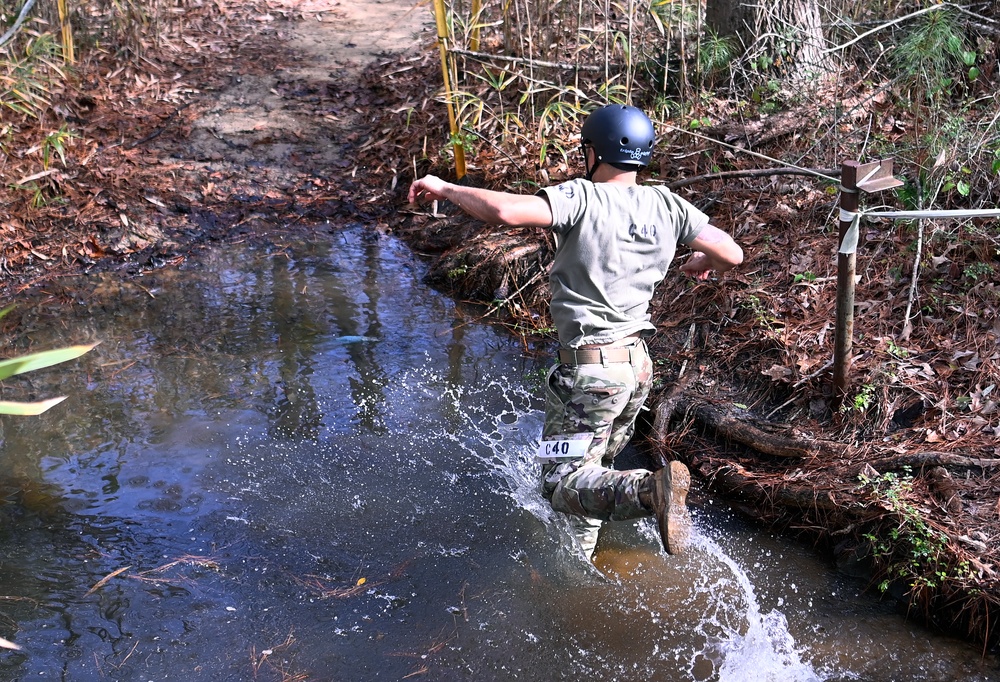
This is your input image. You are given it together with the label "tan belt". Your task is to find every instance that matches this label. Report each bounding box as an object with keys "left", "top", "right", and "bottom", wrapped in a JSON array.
[{"left": 558, "top": 343, "right": 643, "bottom": 365}]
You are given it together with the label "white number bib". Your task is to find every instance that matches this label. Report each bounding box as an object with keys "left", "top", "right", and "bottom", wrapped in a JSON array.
[{"left": 535, "top": 433, "right": 595, "bottom": 463}]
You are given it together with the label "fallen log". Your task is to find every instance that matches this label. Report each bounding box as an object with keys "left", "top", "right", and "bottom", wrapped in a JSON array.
[
  {"left": 692, "top": 457, "right": 845, "bottom": 515},
  {"left": 653, "top": 393, "right": 848, "bottom": 459}
]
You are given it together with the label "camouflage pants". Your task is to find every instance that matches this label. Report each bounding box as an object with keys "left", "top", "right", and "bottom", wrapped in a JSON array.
[{"left": 539, "top": 339, "right": 655, "bottom": 548}]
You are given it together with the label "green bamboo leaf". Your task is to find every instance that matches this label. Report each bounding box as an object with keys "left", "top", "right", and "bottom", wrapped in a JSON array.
[
  {"left": 0, "top": 304, "right": 15, "bottom": 320},
  {"left": 0, "top": 343, "right": 98, "bottom": 381},
  {"left": 0, "top": 397, "right": 67, "bottom": 415}
]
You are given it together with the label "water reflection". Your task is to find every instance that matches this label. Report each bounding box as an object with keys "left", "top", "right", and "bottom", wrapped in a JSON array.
[{"left": 0, "top": 226, "right": 996, "bottom": 681}]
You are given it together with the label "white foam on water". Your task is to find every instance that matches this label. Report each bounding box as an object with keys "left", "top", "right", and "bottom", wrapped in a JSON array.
[{"left": 693, "top": 534, "right": 824, "bottom": 682}]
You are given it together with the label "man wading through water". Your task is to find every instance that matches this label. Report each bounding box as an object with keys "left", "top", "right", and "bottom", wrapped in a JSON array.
[{"left": 408, "top": 104, "right": 743, "bottom": 560}]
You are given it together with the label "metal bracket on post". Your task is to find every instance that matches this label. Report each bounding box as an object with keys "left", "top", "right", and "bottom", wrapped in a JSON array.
[
  {"left": 832, "top": 158, "right": 903, "bottom": 411},
  {"left": 856, "top": 159, "right": 904, "bottom": 194}
]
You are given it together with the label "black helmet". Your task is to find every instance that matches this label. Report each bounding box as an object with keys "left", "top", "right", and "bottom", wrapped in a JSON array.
[{"left": 580, "top": 104, "right": 655, "bottom": 168}]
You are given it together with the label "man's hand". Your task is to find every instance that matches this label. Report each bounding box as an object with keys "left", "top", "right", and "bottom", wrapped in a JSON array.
[
  {"left": 408, "top": 175, "right": 449, "bottom": 204},
  {"left": 679, "top": 252, "right": 715, "bottom": 280}
]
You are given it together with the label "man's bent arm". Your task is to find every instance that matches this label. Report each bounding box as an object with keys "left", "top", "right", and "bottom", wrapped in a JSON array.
[
  {"left": 408, "top": 175, "right": 553, "bottom": 227},
  {"left": 680, "top": 224, "right": 744, "bottom": 280}
]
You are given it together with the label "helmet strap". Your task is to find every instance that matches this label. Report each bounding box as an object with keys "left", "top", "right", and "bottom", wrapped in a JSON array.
[{"left": 582, "top": 145, "right": 599, "bottom": 181}]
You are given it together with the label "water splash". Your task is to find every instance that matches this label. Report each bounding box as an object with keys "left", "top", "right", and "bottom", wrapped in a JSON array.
[
  {"left": 455, "top": 372, "right": 829, "bottom": 680},
  {"left": 368, "top": 370, "right": 824, "bottom": 682},
  {"left": 694, "top": 534, "right": 824, "bottom": 682}
]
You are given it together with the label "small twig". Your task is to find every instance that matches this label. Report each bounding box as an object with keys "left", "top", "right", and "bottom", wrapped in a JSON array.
[
  {"left": 901, "top": 174, "right": 945, "bottom": 341},
  {"left": 449, "top": 47, "right": 606, "bottom": 72},
  {"left": 662, "top": 124, "right": 842, "bottom": 184},
  {"left": 440, "top": 267, "right": 542, "bottom": 335},
  {"left": 677, "top": 322, "right": 696, "bottom": 378},
  {"left": 126, "top": 102, "right": 193, "bottom": 149},
  {"left": 112, "top": 639, "right": 140, "bottom": 669},
  {"left": 792, "top": 359, "right": 834, "bottom": 390},
  {"left": 0, "top": 0, "right": 38, "bottom": 48},
  {"left": 900, "top": 218, "right": 925, "bottom": 342},
  {"left": 107, "top": 360, "right": 137, "bottom": 381},
  {"left": 821, "top": 4, "right": 950, "bottom": 55},
  {"left": 85, "top": 565, "right": 131, "bottom": 597},
  {"left": 460, "top": 127, "right": 526, "bottom": 175}
]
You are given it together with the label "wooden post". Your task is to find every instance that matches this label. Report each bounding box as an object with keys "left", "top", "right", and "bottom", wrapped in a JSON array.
[
  {"left": 833, "top": 161, "right": 860, "bottom": 409},
  {"left": 432, "top": 0, "right": 467, "bottom": 179},
  {"left": 832, "top": 159, "right": 902, "bottom": 410}
]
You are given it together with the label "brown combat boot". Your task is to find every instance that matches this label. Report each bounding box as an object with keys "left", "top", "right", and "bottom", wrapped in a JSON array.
[{"left": 643, "top": 461, "right": 692, "bottom": 555}]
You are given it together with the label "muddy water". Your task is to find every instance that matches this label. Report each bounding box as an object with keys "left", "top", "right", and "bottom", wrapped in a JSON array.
[{"left": 0, "top": 226, "right": 996, "bottom": 681}]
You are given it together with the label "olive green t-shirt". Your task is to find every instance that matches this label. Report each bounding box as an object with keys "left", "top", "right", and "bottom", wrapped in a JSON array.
[{"left": 538, "top": 179, "right": 709, "bottom": 348}]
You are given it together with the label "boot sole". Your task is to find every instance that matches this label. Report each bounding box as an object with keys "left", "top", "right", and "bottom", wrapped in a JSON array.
[{"left": 664, "top": 461, "right": 692, "bottom": 555}]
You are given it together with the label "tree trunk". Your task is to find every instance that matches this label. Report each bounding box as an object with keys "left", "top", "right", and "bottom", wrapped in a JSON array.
[
  {"left": 705, "top": 0, "right": 832, "bottom": 78},
  {"left": 704, "top": 0, "right": 754, "bottom": 48}
]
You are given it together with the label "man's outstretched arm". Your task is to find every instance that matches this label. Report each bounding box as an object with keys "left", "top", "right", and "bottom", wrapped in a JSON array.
[{"left": 408, "top": 175, "right": 553, "bottom": 227}]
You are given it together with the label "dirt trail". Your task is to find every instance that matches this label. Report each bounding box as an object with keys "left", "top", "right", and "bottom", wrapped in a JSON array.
[
  {"left": 0, "top": 0, "right": 435, "bottom": 297},
  {"left": 171, "top": 0, "right": 430, "bottom": 176}
]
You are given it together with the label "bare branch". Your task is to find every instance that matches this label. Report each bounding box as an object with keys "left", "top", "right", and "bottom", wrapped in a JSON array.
[
  {"left": 449, "top": 47, "right": 606, "bottom": 73},
  {"left": 0, "top": 0, "right": 39, "bottom": 49},
  {"left": 661, "top": 167, "right": 841, "bottom": 191}
]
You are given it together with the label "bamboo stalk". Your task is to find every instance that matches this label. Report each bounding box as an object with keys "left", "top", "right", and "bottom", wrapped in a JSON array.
[
  {"left": 522, "top": 0, "right": 535, "bottom": 116},
  {"left": 662, "top": 4, "right": 671, "bottom": 96},
  {"left": 679, "top": 0, "right": 686, "bottom": 105},
  {"left": 502, "top": 0, "right": 513, "bottom": 52},
  {"left": 603, "top": 0, "right": 609, "bottom": 92},
  {"left": 626, "top": 0, "right": 633, "bottom": 101},
  {"left": 432, "top": 0, "right": 467, "bottom": 179},
  {"left": 470, "top": 0, "right": 482, "bottom": 52},
  {"left": 574, "top": 0, "right": 583, "bottom": 105},
  {"left": 58, "top": 0, "right": 75, "bottom": 64}
]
